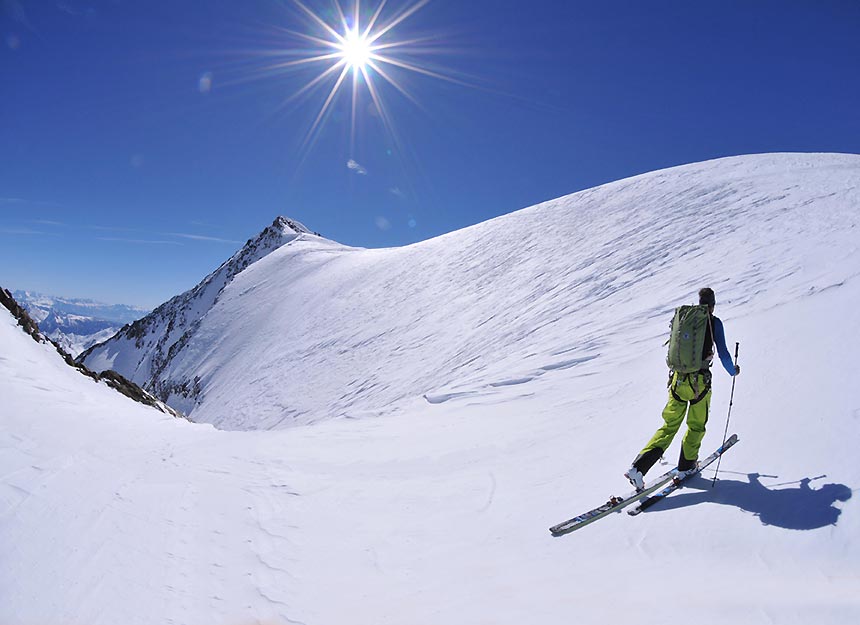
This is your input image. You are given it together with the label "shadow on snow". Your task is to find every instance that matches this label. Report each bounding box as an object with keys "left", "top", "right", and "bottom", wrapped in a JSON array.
[{"left": 643, "top": 472, "right": 853, "bottom": 530}]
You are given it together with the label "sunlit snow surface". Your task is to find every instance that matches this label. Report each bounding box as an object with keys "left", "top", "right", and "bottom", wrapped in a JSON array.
[{"left": 3, "top": 153, "right": 859, "bottom": 624}]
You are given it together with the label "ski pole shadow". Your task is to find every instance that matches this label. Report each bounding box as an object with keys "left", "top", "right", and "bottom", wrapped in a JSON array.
[{"left": 643, "top": 472, "right": 853, "bottom": 530}]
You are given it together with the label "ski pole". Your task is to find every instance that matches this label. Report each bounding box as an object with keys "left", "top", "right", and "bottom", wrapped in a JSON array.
[{"left": 712, "top": 342, "right": 739, "bottom": 488}]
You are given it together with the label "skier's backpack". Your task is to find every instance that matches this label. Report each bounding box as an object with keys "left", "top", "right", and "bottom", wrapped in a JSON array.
[{"left": 666, "top": 304, "right": 713, "bottom": 373}]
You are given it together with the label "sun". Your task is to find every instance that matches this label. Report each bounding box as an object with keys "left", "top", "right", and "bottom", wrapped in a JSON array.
[
  {"left": 248, "top": 1, "right": 468, "bottom": 160},
  {"left": 338, "top": 28, "right": 373, "bottom": 71}
]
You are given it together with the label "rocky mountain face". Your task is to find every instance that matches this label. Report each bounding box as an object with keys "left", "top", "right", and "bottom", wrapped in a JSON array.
[
  {"left": 80, "top": 216, "right": 315, "bottom": 409},
  {"left": 1, "top": 287, "right": 41, "bottom": 341},
  {"left": 1, "top": 287, "right": 184, "bottom": 419}
]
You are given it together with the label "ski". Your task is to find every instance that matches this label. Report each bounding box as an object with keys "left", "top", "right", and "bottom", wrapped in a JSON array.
[
  {"left": 627, "top": 433, "right": 739, "bottom": 516},
  {"left": 549, "top": 467, "right": 678, "bottom": 536}
]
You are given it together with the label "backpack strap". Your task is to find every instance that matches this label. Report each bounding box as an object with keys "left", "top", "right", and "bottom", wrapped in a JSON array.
[
  {"left": 704, "top": 312, "right": 716, "bottom": 363},
  {"left": 670, "top": 371, "right": 712, "bottom": 404},
  {"left": 688, "top": 383, "right": 711, "bottom": 405}
]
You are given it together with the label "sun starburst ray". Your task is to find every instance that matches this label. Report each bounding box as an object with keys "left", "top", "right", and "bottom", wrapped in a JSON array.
[
  {"left": 362, "top": 0, "right": 389, "bottom": 38},
  {"left": 267, "top": 26, "right": 346, "bottom": 50},
  {"left": 350, "top": 68, "right": 360, "bottom": 154},
  {"left": 264, "top": 52, "right": 345, "bottom": 72},
  {"left": 352, "top": 1, "right": 360, "bottom": 32},
  {"left": 336, "top": 1, "right": 351, "bottom": 30},
  {"left": 369, "top": 53, "right": 471, "bottom": 87},
  {"left": 367, "top": 35, "right": 441, "bottom": 52},
  {"left": 370, "top": 0, "right": 430, "bottom": 42},
  {"left": 301, "top": 63, "right": 351, "bottom": 151},
  {"left": 360, "top": 64, "right": 402, "bottom": 152},
  {"left": 291, "top": 0, "right": 346, "bottom": 44},
  {"left": 284, "top": 59, "right": 349, "bottom": 106},
  {"left": 366, "top": 59, "right": 422, "bottom": 109},
  {"left": 367, "top": 0, "right": 432, "bottom": 45}
]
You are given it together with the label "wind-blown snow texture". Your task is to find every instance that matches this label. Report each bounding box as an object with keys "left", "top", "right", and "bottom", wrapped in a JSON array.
[{"left": 3, "top": 153, "right": 859, "bottom": 624}]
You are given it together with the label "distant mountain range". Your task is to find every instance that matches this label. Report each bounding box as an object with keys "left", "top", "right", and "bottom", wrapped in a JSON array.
[{"left": 12, "top": 290, "right": 150, "bottom": 357}]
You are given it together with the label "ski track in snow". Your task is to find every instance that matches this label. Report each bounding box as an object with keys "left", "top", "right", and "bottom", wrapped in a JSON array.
[{"left": 3, "top": 153, "right": 860, "bottom": 624}]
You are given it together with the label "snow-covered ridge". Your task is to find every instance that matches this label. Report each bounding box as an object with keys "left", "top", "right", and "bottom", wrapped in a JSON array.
[
  {"left": 85, "top": 154, "right": 860, "bottom": 430},
  {"left": 80, "top": 216, "right": 319, "bottom": 402}
]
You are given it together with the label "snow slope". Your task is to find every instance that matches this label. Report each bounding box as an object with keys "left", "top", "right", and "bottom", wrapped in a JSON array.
[{"left": 3, "top": 153, "right": 859, "bottom": 624}]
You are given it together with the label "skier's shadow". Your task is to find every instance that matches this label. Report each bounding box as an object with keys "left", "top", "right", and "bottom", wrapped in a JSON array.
[{"left": 644, "top": 472, "right": 853, "bottom": 530}]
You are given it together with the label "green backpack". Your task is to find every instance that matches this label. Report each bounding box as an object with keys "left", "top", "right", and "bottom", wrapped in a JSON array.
[{"left": 666, "top": 304, "right": 713, "bottom": 373}]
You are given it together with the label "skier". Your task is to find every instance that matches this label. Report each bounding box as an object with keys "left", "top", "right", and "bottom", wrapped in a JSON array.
[{"left": 624, "top": 288, "right": 740, "bottom": 490}]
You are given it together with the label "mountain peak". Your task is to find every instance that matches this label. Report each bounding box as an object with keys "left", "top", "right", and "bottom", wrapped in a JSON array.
[
  {"left": 240, "top": 216, "right": 309, "bottom": 253},
  {"left": 80, "top": 214, "right": 323, "bottom": 402},
  {"left": 234, "top": 216, "right": 315, "bottom": 264},
  {"left": 271, "top": 215, "right": 311, "bottom": 236}
]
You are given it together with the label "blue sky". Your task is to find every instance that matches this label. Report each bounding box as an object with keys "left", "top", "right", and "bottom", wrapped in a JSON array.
[{"left": 2, "top": 0, "right": 859, "bottom": 308}]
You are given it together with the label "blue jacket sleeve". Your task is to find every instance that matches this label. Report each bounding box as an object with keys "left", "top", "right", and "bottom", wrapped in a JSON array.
[{"left": 712, "top": 316, "right": 736, "bottom": 376}]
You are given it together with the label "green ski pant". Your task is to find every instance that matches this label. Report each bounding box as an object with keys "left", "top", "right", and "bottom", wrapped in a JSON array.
[{"left": 640, "top": 372, "right": 711, "bottom": 462}]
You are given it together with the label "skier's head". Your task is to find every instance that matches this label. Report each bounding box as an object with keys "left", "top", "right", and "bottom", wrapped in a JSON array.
[{"left": 699, "top": 287, "right": 716, "bottom": 311}]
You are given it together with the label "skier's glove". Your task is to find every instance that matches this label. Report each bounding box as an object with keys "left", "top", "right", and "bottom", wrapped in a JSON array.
[{"left": 734, "top": 364, "right": 741, "bottom": 376}]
